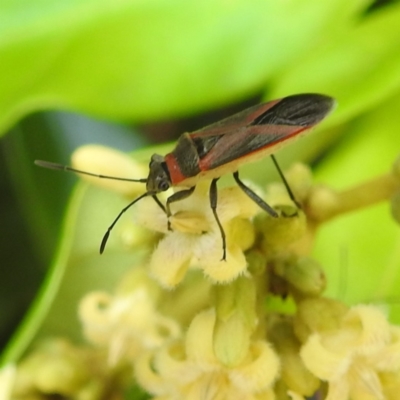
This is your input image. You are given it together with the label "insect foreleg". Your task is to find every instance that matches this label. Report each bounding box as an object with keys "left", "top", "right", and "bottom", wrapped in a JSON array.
[
  {"left": 233, "top": 171, "right": 278, "bottom": 218},
  {"left": 270, "top": 155, "right": 301, "bottom": 209},
  {"left": 166, "top": 186, "right": 196, "bottom": 230},
  {"left": 209, "top": 178, "right": 227, "bottom": 262},
  {"left": 152, "top": 195, "right": 167, "bottom": 214}
]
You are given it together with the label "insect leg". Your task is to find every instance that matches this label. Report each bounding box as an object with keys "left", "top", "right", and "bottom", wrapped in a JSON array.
[
  {"left": 270, "top": 155, "right": 301, "bottom": 208},
  {"left": 152, "top": 195, "right": 167, "bottom": 214},
  {"left": 209, "top": 178, "right": 226, "bottom": 261},
  {"left": 233, "top": 171, "right": 278, "bottom": 217},
  {"left": 166, "top": 186, "right": 196, "bottom": 230}
]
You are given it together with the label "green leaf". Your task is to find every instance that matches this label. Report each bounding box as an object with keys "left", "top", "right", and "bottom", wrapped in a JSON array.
[
  {"left": 0, "top": 0, "right": 371, "bottom": 133},
  {"left": 272, "top": 2, "right": 400, "bottom": 125}
]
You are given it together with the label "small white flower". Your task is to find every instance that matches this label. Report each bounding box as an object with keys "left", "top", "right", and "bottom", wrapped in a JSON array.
[
  {"left": 79, "top": 288, "right": 181, "bottom": 366},
  {"left": 135, "top": 309, "right": 280, "bottom": 400},
  {"left": 134, "top": 180, "right": 260, "bottom": 287},
  {"left": 300, "top": 305, "right": 400, "bottom": 400}
]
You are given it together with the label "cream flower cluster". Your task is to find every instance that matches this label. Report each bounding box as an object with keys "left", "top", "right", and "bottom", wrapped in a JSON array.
[
  {"left": 74, "top": 146, "right": 400, "bottom": 400},
  {"left": 299, "top": 304, "right": 400, "bottom": 400},
  {"left": 134, "top": 180, "right": 260, "bottom": 287},
  {"left": 5, "top": 145, "right": 400, "bottom": 400}
]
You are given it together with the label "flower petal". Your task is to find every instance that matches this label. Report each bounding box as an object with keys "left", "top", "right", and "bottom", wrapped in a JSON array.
[
  {"left": 150, "top": 233, "right": 194, "bottom": 288},
  {"left": 134, "top": 196, "right": 169, "bottom": 233},
  {"left": 135, "top": 351, "right": 171, "bottom": 396},
  {"left": 199, "top": 243, "right": 247, "bottom": 284},
  {"left": 371, "top": 326, "right": 400, "bottom": 371},
  {"left": 344, "top": 305, "right": 391, "bottom": 354},
  {"left": 348, "top": 363, "right": 384, "bottom": 400},
  {"left": 325, "top": 378, "right": 350, "bottom": 400},
  {"left": 154, "top": 342, "right": 201, "bottom": 385},
  {"left": 230, "top": 341, "right": 280, "bottom": 392},
  {"left": 185, "top": 309, "right": 218, "bottom": 367},
  {"left": 300, "top": 333, "right": 351, "bottom": 381}
]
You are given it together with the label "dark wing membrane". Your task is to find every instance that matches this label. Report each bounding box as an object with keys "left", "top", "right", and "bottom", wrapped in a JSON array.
[
  {"left": 251, "top": 93, "right": 335, "bottom": 127},
  {"left": 190, "top": 100, "right": 280, "bottom": 139},
  {"left": 198, "top": 124, "right": 305, "bottom": 170},
  {"left": 190, "top": 93, "right": 334, "bottom": 139},
  {"left": 192, "top": 93, "right": 335, "bottom": 169}
]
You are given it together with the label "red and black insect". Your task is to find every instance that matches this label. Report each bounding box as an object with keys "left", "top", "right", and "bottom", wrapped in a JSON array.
[{"left": 36, "top": 93, "right": 335, "bottom": 260}]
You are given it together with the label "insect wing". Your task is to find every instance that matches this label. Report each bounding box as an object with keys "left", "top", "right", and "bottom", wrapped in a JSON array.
[
  {"left": 190, "top": 99, "right": 281, "bottom": 139},
  {"left": 191, "top": 93, "right": 335, "bottom": 170}
]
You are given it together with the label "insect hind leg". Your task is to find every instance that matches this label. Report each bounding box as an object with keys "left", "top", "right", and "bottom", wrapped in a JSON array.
[
  {"left": 233, "top": 171, "right": 278, "bottom": 217},
  {"left": 270, "top": 154, "right": 301, "bottom": 209}
]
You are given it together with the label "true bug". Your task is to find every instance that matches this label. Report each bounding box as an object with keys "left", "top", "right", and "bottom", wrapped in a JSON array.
[{"left": 36, "top": 93, "right": 335, "bottom": 260}]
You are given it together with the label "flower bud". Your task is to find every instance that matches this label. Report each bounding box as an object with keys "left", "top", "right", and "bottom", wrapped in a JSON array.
[
  {"left": 14, "top": 340, "right": 90, "bottom": 397},
  {"left": 213, "top": 276, "right": 257, "bottom": 327},
  {"left": 213, "top": 277, "right": 257, "bottom": 366},
  {"left": 255, "top": 209, "right": 307, "bottom": 253},
  {"left": 268, "top": 315, "right": 320, "bottom": 396},
  {"left": 294, "top": 298, "right": 349, "bottom": 343},
  {"left": 306, "top": 185, "right": 338, "bottom": 221},
  {"left": 284, "top": 163, "right": 313, "bottom": 202},
  {"left": 72, "top": 145, "right": 148, "bottom": 196},
  {"left": 246, "top": 251, "right": 268, "bottom": 276},
  {"left": 228, "top": 218, "right": 256, "bottom": 251},
  {"left": 213, "top": 312, "right": 250, "bottom": 367},
  {"left": 273, "top": 256, "right": 326, "bottom": 296}
]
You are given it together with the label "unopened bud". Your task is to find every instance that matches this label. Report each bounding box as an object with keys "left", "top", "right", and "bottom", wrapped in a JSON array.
[
  {"left": 306, "top": 185, "right": 339, "bottom": 221},
  {"left": 255, "top": 210, "right": 307, "bottom": 253},
  {"left": 284, "top": 163, "right": 313, "bottom": 202},
  {"left": 274, "top": 256, "right": 326, "bottom": 296},
  {"left": 14, "top": 340, "right": 90, "bottom": 397},
  {"left": 294, "top": 298, "right": 349, "bottom": 343},
  {"left": 213, "top": 277, "right": 257, "bottom": 366},
  {"left": 72, "top": 145, "right": 147, "bottom": 196},
  {"left": 268, "top": 315, "right": 319, "bottom": 396}
]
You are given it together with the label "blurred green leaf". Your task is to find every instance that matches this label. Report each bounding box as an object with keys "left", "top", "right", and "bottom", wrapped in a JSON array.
[
  {"left": 273, "top": 2, "right": 400, "bottom": 124},
  {"left": 1, "top": 0, "right": 372, "bottom": 133},
  {"left": 269, "top": 1, "right": 400, "bottom": 166}
]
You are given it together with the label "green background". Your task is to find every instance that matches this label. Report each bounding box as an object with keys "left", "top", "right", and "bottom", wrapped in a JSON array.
[{"left": 1, "top": 0, "right": 400, "bottom": 363}]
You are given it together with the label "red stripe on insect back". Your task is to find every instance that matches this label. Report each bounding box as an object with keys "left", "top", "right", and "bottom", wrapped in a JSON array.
[{"left": 164, "top": 153, "right": 187, "bottom": 185}]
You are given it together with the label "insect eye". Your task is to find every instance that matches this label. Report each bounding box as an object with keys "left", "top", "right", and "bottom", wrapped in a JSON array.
[{"left": 159, "top": 181, "right": 170, "bottom": 191}]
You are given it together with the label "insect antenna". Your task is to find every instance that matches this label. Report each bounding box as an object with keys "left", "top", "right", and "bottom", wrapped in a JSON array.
[
  {"left": 34, "top": 160, "right": 147, "bottom": 183},
  {"left": 100, "top": 191, "right": 150, "bottom": 254},
  {"left": 35, "top": 159, "right": 152, "bottom": 253}
]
